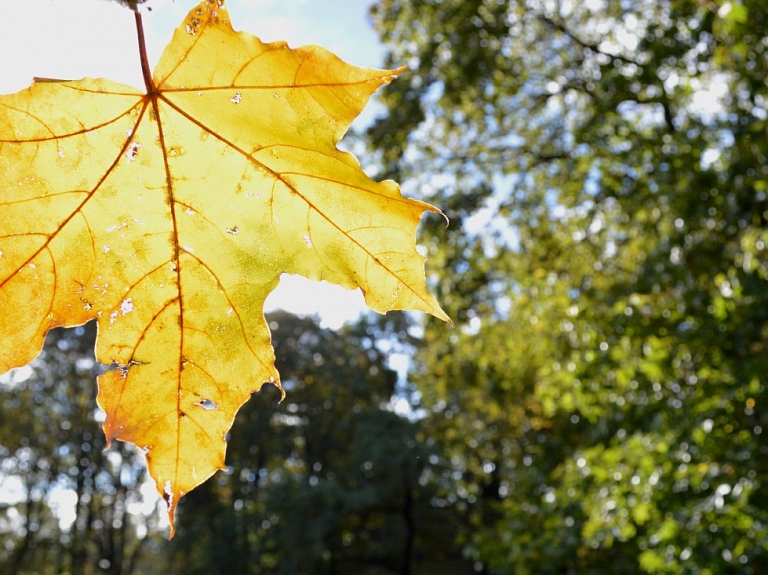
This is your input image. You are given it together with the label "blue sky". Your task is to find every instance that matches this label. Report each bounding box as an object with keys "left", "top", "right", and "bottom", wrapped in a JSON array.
[{"left": 0, "top": 0, "right": 389, "bottom": 327}]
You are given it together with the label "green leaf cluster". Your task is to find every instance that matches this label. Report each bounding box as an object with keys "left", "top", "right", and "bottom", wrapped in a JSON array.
[{"left": 367, "top": 0, "right": 768, "bottom": 572}]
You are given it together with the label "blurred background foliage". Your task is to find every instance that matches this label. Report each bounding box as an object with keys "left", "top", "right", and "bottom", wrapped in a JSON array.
[{"left": 2, "top": 0, "right": 768, "bottom": 572}]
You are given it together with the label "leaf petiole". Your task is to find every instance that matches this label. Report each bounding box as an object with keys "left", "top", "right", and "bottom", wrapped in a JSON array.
[{"left": 132, "top": 7, "right": 154, "bottom": 94}]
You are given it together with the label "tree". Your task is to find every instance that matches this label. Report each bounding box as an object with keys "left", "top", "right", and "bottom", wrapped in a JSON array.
[
  {"left": 0, "top": 323, "right": 161, "bottom": 575},
  {"left": 165, "top": 312, "right": 468, "bottom": 575},
  {"left": 367, "top": 0, "right": 768, "bottom": 572}
]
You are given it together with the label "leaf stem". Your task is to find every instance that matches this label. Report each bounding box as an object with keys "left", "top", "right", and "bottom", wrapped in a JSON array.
[{"left": 133, "top": 7, "right": 154, "bottom": 94}]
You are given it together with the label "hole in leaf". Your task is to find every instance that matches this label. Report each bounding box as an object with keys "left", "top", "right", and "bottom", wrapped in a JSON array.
[
  {"left": 163, "top": 481, "right": 174, "bottom": 506},
  {"left": 195, "top": 399, "right": 218, "bottom": 411}
]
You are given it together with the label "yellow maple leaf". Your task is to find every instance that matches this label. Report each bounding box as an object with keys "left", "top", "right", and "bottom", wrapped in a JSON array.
[{"left": 0, "top": 0, "right": 448, "bottom": 536}]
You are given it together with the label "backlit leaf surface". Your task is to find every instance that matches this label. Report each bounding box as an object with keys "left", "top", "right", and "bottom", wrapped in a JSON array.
[{"left": 0, "top": 0, "right": 448, "bottom": 534}]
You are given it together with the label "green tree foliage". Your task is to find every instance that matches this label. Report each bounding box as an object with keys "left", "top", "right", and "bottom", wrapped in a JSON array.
[
  {"left": 1, "top": 315, "right": 471, "bottom": 574},
  {"left": 367, "top": 0, "right": 768, "bottom": 572},
  {"left": 165, "top": 312, "right": 470, "bottom": 575},
  {"left": 0, "top": 323, "right": 158, "bottom": 575}
]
